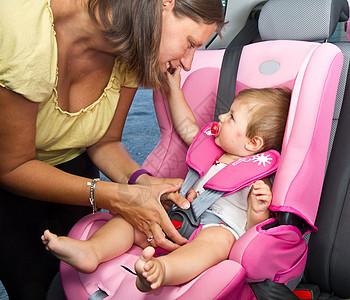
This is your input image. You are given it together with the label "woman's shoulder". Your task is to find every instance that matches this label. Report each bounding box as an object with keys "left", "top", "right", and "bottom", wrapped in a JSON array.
[
  {"left": 0, "top": 0, "right": 57, "bottom": 103},
  {"left": 0, "top": 0, "right": 52, "bottom": 35},
  {"left": 0, "top": 0, "right": 23, "bottom": 13},
  {"left": 112, "top": 61, "right": 139, "bottom": 89}
]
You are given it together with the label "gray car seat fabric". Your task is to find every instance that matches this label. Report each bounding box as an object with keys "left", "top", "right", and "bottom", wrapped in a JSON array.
[
  {"left": 205, "top": 0, "right": 266, "bottom": 49},
  {"left": 259, "top": 0, "right": 349, "bottom": 41}
]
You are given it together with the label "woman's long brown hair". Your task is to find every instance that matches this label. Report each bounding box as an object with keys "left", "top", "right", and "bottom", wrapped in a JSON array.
[{"left": 88, "top": 0, "right": 225, "bottom": 90}]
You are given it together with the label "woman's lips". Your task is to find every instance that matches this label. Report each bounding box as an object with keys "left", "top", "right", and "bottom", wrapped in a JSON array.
[{"left": 166, "top": 62, "right": 176, "bottom": 74}]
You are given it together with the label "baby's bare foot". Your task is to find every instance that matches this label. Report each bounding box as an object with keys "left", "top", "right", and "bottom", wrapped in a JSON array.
[
  {"left": 41, "top": 229, "right": 99, "bottom": 273},
  {"left": 134, "top": 246, "right": 166, "bottom": 292}
]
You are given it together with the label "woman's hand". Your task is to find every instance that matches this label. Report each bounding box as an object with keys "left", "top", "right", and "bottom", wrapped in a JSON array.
[
  {"left": 112, "top": 182, "right": 192, "bottom": 251},
  {"left": 160, "top": 187, "right": 196, "bottom": 211},
  {"left": 142, "top": 176, "right": 196, "bottom": 211}
]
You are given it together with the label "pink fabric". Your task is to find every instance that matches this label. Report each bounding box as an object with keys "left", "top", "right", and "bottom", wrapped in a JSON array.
[
  {"left": 186, "top": 122, "right": 224, "bottom": 177},
  {"left": 60, "top": 212, "right": 114, "bottom": 300},
  {"left": 271, "top": 45, "right": 343, "bottom": 228},
  {"left": 61, "top": 40, "right": 343, "bottom": 299},
  {"left": 239, "top": 283, "right": 258, "bottom": 300},
  {"left": 237, "top": 41, "right": 319, "bottom": 89},
  {"left": 61, "top": 213, "right": 247, "bottom": 300},
  {"left": 143, "top": 50, "right": 225, "bottom": 179},
  {"left": 204, "top": 150, "right": 279, "bottom": 195},
  {"left": 229, "top": 219, "right": 308, "bottom": 284},
  {"left": 179, "top": 50, "right": 225, "bottom": 86}
]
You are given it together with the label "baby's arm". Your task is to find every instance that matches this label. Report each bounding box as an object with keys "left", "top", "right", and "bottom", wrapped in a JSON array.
[
  {"left": 167, "top": 68, "right": 200, "bottom": 146},
  {"left": 246, "top": 178, "right": 272, "bottom": 230}
]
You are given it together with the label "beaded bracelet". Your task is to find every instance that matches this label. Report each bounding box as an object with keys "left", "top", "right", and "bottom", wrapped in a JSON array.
[
  {"left": 87, "top": 178, "right": 100, "bottom": 214},
  {"left": 128, "top": 169, "right": 152, "bottom": 185}
]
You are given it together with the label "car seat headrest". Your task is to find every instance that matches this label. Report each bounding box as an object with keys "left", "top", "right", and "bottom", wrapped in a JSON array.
[{"left": 259, "top": 0, "right": 349, "bottom": 41}]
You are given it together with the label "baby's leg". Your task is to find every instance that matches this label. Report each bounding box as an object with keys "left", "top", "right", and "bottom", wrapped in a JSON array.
[
  {"left": 41, "top": 214, "right": 135, "bottom": 273},
  {"left": 134, "top": 226, "right": 235, "bottom": 292}
]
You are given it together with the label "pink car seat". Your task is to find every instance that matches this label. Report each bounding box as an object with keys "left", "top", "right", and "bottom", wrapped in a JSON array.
[
  {"left": 59, "top": 0, "right": 347, "bottom": 299},
  {"left": 301, "top": 40, "right": 350, "bottom": 299}
]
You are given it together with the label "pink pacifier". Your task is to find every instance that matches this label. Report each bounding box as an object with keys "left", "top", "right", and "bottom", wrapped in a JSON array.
[{"left": 211, "top": 122, "right": 220, "bottom": 137}]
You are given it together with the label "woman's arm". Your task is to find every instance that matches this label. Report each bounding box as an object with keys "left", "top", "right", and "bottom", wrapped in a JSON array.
[
  {"left": 167, "top": 68, "right": 200, "bottom": 146},
  {"left": 87, "top": 87, "right": 141, "bottom": 183},
  {"left": 87, "top": 86, "right": 193, "bottom": 249},
  {"left": 87, "top": 86, "right": 194, "bottom": 205},
  {"left": 246, "top": 178, "right": 272, "bottom": 230},
  {"left": 0, "top": 86, "right": 187, "bottom": 251},
  {"left": 0, "top": 86, "right": 93, "bottom": 205}
]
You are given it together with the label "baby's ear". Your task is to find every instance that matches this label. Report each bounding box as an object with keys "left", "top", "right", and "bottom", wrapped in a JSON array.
[{"left": 246, "top": 136, "right": 264, "bottom": 152}]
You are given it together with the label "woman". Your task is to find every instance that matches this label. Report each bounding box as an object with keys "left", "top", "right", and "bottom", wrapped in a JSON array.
[{"left": 0, "top": 0, "right": 225, "bottom": 298}]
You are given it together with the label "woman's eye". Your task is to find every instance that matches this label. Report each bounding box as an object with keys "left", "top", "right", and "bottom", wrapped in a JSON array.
[{"left": 188, "top": 41, "right": 195, "bottom": 49}]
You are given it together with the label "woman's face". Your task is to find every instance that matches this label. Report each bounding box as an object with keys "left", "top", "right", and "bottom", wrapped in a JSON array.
[{"left": 159, "top": 1, "right": 217, "bottom": 72}]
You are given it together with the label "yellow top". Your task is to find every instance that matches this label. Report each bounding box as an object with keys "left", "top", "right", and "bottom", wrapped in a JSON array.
[{"left": 0, "top": 0, "right": 138, "bottom": 166}]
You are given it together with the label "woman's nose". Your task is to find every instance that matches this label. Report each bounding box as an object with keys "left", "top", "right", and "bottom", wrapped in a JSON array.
[{"left": 180, "top": 50, "right": 195, "bottom": 71}]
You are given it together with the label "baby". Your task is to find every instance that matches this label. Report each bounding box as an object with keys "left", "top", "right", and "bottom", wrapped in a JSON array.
[{"left": 42, "top": 67, "right": 290, "bottom": 292}]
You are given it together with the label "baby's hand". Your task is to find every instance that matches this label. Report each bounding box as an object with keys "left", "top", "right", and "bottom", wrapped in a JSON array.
[
  {"left": 166, "top": 66, "right": 181, "bottom": 91},
  {"left": 249, "top": 180, "right": 272, "bottom": 214}
]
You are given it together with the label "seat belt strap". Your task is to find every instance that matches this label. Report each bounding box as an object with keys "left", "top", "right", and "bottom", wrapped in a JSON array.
[
  {"left": 179, "top": 168, "right": 200, "bottom": 197},
  {"left": 191, "top": 189, "right": 225, "bottom": 220},
  {"left": 214, "top": 9, "right": 261, "bottom": 121},
  {"left": 214, "top": 46, "right": 243, "bottom": 121}
]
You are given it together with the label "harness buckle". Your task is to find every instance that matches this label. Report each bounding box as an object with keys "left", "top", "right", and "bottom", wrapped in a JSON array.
[{"left": 168, "top": 205, "right": 200, "bottom": 240}]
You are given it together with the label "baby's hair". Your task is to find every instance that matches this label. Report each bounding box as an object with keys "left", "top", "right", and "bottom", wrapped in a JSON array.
[{"left": 235, "top": 88, "right": 291, "bottom": 152}]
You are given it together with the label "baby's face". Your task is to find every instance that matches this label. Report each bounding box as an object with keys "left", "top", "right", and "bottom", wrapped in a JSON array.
[{"left": 215, "top": 100, "right": 251, "bottom": 157}]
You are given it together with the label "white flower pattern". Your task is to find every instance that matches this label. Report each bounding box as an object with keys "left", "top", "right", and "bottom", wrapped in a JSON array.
[{"left": 231, "top": 153, "right": 272, "bottom": 167}]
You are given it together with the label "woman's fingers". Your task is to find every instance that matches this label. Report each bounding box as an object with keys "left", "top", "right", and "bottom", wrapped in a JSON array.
[
  {"left": 149, "top": 221, "right": 185, "bottom": 251},
  {"left": 155, "top": 183, "right": 188, "bottom": 250},
  {"left": 122, "top": 183, "right": 187, "bottom": 251},
  {"left": 141, "top": 216, "right": 185, "bottom": 251},
  {"left": 161, "top": 191, "right": 190, "bottom": 210}
]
